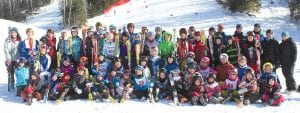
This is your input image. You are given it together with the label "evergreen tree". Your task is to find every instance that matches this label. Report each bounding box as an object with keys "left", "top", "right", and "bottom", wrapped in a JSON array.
[{"left": 289, "top": 0, "right": 300, "bottom": 21}]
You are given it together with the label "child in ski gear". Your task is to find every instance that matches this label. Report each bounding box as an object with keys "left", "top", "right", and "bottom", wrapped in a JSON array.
[
  {"left": 259, "top": 62, "right": 280, "bottom": 94},
  {"left": 216, "top": 23, "right": 227, "bottom": 45},
  {"left": 132, "top": 65, "right": 150, "bottom": 100},
  {"left": 59, "top": 56, "right": 75, "bottom": 77},
  {"left": 103, "top": 32, "right": 119, "bottom": 60},
  {"left": 78, "top": 57, "right": 90, "bottom": 77},
  {"left": 279, "top": 31, "right": 297, "bottom": 91},
  {"left": 47, "top": 72, "right": 62, "bottom": 100},
  {"left": 189, "top": 31, "right": 207, "bottom": 63},
  {"left": 253, "top": 23, "right": 264, "bottom": 42},
  {"left": 261, "top": 29, "right": 280, "bottom": 72},
  {"left": 212, "top": 35, "right": 225, "bottom": 66},
  {"left": 131, "top": 33, "right": 142, "bottom": 67},
  {"left": 36, "top": 45, "right": 52, "bottom": 84},
  {"left": 198, "top": 57, "right": 216, "bottom": 82},
  {"left": 177, "top": 28, "right": 189, "bottom": 71},
  {"left": 148, "top": 46, "right": 163, "bottom": 79},
  {"left": 221, "top": 68, "right": 241, "bottom": 104},
  {"left": 40, "top": 29, "right": 57, "bottom": 70},
  {"left": 69, "top": 27, "right": 84, "bottom": 67},
  {"left": 205, "top": 73, "right": 221, "bottom": 104},
  {"left": 237, "top": 56, "right": 253, "bottom": 80},
  {"left": 140, "top": 56, "right": 151, "bottom": 80},
  {"left": 189, "top": 75, "right": 207, "bottom": 106},
  {"left": 215, "top": 53, "right": 234, "bottom": 82},
  {"left": 185, "top": 62, "right": 198, "bottom": 85},
  {"left": 159, "top": 32, "right": 174, "bottom": 60},
  {"left": 241, "top": 31, "right": 261, "bottom": 73},
  {"left": 84, "top": 27, "right": 96, "bottom": 68},
  {"left": 165, "top": 53, "right": 179, "bottom": 75},
  {"left": 171, "top": 69, "right": 190, "bottom": 103},
  {"left": 261, "top": 76, "right": 285, "bottom": 106},
  {"left": 119, "top": 32, "right": 131, "bottom": 68},
  {"left": 57, "top": 31, "right": 71, "bottom": 68},
  {"left": 91, "top": 54, "right": 111, "bottom": 77},
  {"left": 206, "top": 27, "right": 216, "bottom": 67},
  {"left": 110, "top": 57, "right": 124, "bottom": 77},
  {"left": 155, "top": 68, "right": 171, "bottom": 101},
  {"left": 5, "top": 27, "right": 21, "bottom": 91},
  {"left": 233, "top": 24, "right": 245, "bottom": 41},
  {"left": 238, "top": 69, "right": 260, "bottom": 105},
  {"left": 145, "top": 32, "right": 159, "bottom": 56},
  {"left": 15, "top": 57, "right": 30, "bottom": 96},
  {"left": 21, "top": 72, "right": 43, "bottom": 105},
  {"left": 222, "top": 36, "right": 238, "bottom": 66},
  {"left": 187, "top": 26, "right": 195, "bottom": 41},
  {"left": 92, "top": 73, "right": 109, "bottom": 101},
  {"left": 95, "top": 23, "right": 106, "bottom": 56},
  {"left": 154, "top": 27, "right": 162, "bottom": 43},
  {"left": 69, "top": 66, "right": 89, "bottom": 99},
  {"left": 117, "top": 70, "right": 133, "bottom": 102}
]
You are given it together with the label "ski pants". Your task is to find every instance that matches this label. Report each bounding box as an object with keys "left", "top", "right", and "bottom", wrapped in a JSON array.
[{"left": 282, "top": 65, "right": 296, "bottom": 91}]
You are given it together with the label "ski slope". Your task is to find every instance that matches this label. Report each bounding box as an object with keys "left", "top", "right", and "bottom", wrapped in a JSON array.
[{"left": 0, "top": 0, "right": 300, "bottom": 113}]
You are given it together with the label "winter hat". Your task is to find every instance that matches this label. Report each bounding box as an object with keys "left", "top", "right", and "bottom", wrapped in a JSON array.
[
  {"left": 30, "top": 71, "right": 40, "bottom": 79},
  {"left": 171, "top": 68, "right": 181, "bottom": 75},
  {"left": 207, "top": 73, "right": 216, "bottom": 82},
  {"left": 148, "top": 31, "right": 154, "bottom": 36},
  {"left": 216, "top": 34, "right": 222, "bottom": 39},
  {"left": 209, "top": 27, "right": 216, "bottom": 32},
  {"left": 219, "top": 53, "right": 229, "bottom": 61},
  {"left": 263, "top": 62, "right": 273, "bottom": 70},
  {"left": 201, "top": 57, "right": 210, "bottom": 63},
  {"left": 80, "top": 57, "right": 88, "bottom": 62},
  {"left": 281, "top": 31, "right": 289, "bottom": 37},
  {"left": 159, "top": 68, "right": 167, "bottom": 74},
  {"left": 135, "top": 65, "right": 144, "bottom": 71},
  {"left": 266, "top": 29, "right": 273, "bottom": 34},
  {"left": 227, "top": 35, "right": 233, "bottom": 40},
  {"left": 17, "top": 57, "right": 27, "bottom": 64},
  {"left": 254, "top": 23, "right": 261, "bottom": 28},
  {"left": 168, "top": 52, "right": 176, "bottom": 59},
  {"left": 236, "top": 24, "right": 242, "bottom": 28},
  {"left": 155, "top": 27, "right": 162, "bottom": 32},
  {"left": 247, "top": 31, "right": 254, "bottom": 36}
]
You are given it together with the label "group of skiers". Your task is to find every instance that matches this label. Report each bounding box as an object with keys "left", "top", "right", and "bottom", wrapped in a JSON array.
[{"left": 4, "top": 22, "right": 298, "bottom": 106}]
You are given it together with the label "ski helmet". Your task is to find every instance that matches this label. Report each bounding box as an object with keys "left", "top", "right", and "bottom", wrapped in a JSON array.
[
  {"left": 17, "top": 57, "right": 27, "bottom": 64},
  {"left": 193, "top": 74, "right": 204, "bottom": 84},
  {"left": 187, "top": 52, "right": 195, "bottom": 59},
  {"left": 159, "top": 68, "right": 167, "bottom": 74},
  {"left": 207, "top": 73, "right": 216, "bottom": 84},
  {"left": 135, "top": 65, "right": 144, "bottom": 71},
  {"left": 219, "top": 53, "right": 229, "bottom": 61},
  {"left": 254, "top": 23, "right": 260, "bottom": 28},
  {"left": 71, "top": 26, "right": 78, "bottom": 32}
]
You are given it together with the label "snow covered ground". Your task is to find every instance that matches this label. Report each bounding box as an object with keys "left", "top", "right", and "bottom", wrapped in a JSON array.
[{"left": 0, "top": 0, "right": 300, "bottom": 113}]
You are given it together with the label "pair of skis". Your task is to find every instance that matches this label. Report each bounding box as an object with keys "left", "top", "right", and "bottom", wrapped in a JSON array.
[{"left": 169, "top": 73, "right": 179, "bottom": 106}]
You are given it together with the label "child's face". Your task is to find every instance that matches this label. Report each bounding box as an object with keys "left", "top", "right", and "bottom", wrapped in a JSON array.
[
  {"left": 236, "top": 27, "right": 242, "bottom": 33},
  {"left": 188, "top": 68, "right": 196, "bottom": 74},
  {"left": 208, "top": 77, "right": 214, "bottom": 83},
  {"left": 264, "top": 66, "right": 272, "bottom": 73},
  {"left": 247, "top": 36, "right": 254, "bottom": 42},
  {"left": 201, "top": 61, "right": 209, "bottom": 67},
  {"left": 71, "top": 31, "right": 78, "bottom": 36},
  {"left": 216, "top": 39, "right": 221, "bottom": 45},
  {"left": 167, "top": 57, "right": 174, "bottom": 64},
  {"left": 136, "top": 70, "right": 143, "bottom": 75},
  {"left": 238, "top": 59, "right": 247, "bottom": 66},
  {"left": 88, "top": 31, "right": 93, "bottom": 37},
  {"left": 124, "top": 74, "right": 130, "bottom": 80},
  {"left": 227, "top": 39, "right": 233, "bottom": 45},
  {"left": 165, "top": 36, "right": 171, "bottom": 41},
  {"left": 51, "top": 76, "right": 58, "bottom": 81},
  {"left": 195, "top": 80, "right": 201, "bottom": 86},
  {"left": 98, "top": 55, "right": 104, "bottom": 61},
  {"left": 220, "top": 58, "right": 227, "bottom": 64},
  {"left": 78, "top": 70, "right": 85, "bottom": 75},
  {"left": 19, "top": 62, "right": 25, "bottom": 67},
  {"left": 180, "top": 33, "right": 187, "bottom": 39},
  {"left": 268, "top": 79, "right": 275, "bottom": 85},
  {"left": 31, "top": 75, "right": 37, "bottom": 80},
  {"left": 63, "top": 61, "right": 70, "bottom": 66},
  {"left": 245, "top": 73, "right": 253, "bottom": 80},
  {"left": 41, "top": 48, "right": 47, "bottom": 54},
  {"left": 141, "top": 61, "right": 147, "bottom": 67},
  {"left": 111, "top": 71, "right": 117, "bottom": 77},
  {"left": 150, "top": 48, "right": 158, "bottom": 56},
  {"left": 114, "top": 61, "right": 122, "bottom": 68},
  {"left": 195, "top": 36, "right": 201, "bottom": 41},
  {"left": 97, "top": 76, "right": 103, "bottom": 80},
  {"left": 159, "top": 73, "right": 166, "bottom": 79},
  {"left": 122, "top": 36, "right": 128, "bottom": 41},
  {"left": 27, "top": 31, "right": 33, "bottom": 37}
]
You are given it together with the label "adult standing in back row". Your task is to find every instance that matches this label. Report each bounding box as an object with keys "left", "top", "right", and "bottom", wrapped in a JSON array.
[
  {"left": 279, "top": 31, "right": 297, "bottom": 92},
  {"left": 260, "top": 29, "right": 280, "bottom": 72}
]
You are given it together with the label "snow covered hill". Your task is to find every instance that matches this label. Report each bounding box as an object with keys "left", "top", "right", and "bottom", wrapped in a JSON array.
[{"left": 1, "top": 0, "right": 300, "bottom": 113}]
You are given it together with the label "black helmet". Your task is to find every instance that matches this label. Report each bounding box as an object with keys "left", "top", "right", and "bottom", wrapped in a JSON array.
[{"left": 206, "top": 73, "right": 216, "bottom": 84}]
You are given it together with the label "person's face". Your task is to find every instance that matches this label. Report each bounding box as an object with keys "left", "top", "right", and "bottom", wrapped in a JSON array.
[
  {"left": 188, "top": 68, "right": 195, "bottom": 74},
  {"left": 238, "top": 59, "right": 247, "bottom": 66},
  {"left": 236, "top": 27, "right": 242, "bottom": 33},
  {"left": 227, "top": 39, "right": 233, "bottom": 45},
  {"left": 165, "top": 35, "right": 171, "bottom": 41},
  {"left": 266, "top": 33, "right": 273, "bottom": 38},
  {"left": 254, "top": 27, "right": 260, "bottom": 32},
  {"left": 107, "top": 34, "right": 114, "bottom": 41},
  {"left": 167, "top": 57, "right": 174, "bottom": 64},
  {"left": 63, "top": 60, "right": 70, "bottom": 66},
  {"left": 141, "top": 61, "right": 147, "bottom": 67},
  {"left": 195, "top": 79, "right": 201, "bottom": 86},
  {"left": 27, "top": 30, "right": 33, "bottom": 37},
  {"left": 136, "top": 70, "right": 143, "bottom": 75},
  {"left": 245, "top": 73, "right": 253, "bottom": 80},
  {"left": 282, "top": 35, "right": 288, "bottom": 40},
  {"left": 52, "top": 76, "right": 58, "bottom": 81},
  {"left": 48, "top": 32, "right": 54, "bottom": 37},
  {"left": 96, "top": 25, "right": 102, "bottom": 30},
  {"left": 127, "top": 27, "right": 134, "bottom": 33},
  {"left": 142, "top": 28, "right": 148, "bottom": 34},
  {"left": 159, "top": 73, "right": 166, "bottom": 79},
  {"left": 220, "top": 58, "right": 227, "bottom": 64},
  {"left": 114, "top": 61, "right": 122, "bottom": 68},
  {"left": 88, "top": 31, "right": 93, "bottom": 37},
  {"left": 61, "top": 32, "right": 67, "bottom": 38},
  {"left": 268, "top": 79, "right": 275, "bottom": 85},
  {"left": 111, "top": 71, "right": 117, "bottom": 77},
  {"left": 188, "top": 29, "right": 195, "bottom": 35},
  {"left": 247, "top": 36, "right": 254, "bottom": 42},
  {"left": 40, "top": 48, "right": 47, "bottom": 54},
  {"left": 122, "top": 36, "right": 129, "bottom": 42},
  {"left": 99, "top": 55, "right": 104, "bottom": 61},
  {"left": 150, "top": 48, "right": 158, "bottom": 56},
  {"left": 19, "top": 62, "right": 25, "bottom": 67},
  {"left": 71, "top": 31, "right": 78, "bottom": 36},
  {"left": 11, "top": 31, "right": 17, "bottom": 38},
  {"left": 180, "top": 33, "right": 187, "bottom": 38},
  {"left": 148, "top": 35, "right": 154, "bottom": 41},
  {"left": 195, "top": 36, "right": 201, "bottom": 41},
  {"left": 218, "top": 27, "right": 223, "bottom": 32},
  {"left": 216, "top": 39, "right": 221, "bottom": 45},
  {"left": 78, "top": 70, "right": 85, "bottom": 75},
  {"left": 209, "top": 31, "right": 215, "bottom": 35},
  {"left": 201, "top": 61, "right": 209, "bottom": 67},
  {"left": 265, "top": 66, "right": 272, "bottom": 73},
  {"left": 155, "top": 30, "right": 161, "bottom": 35},
  {"left": 208, "top": 77, "right": 214, "bottom": 83},
  {"left": 31, "top": 75, "right": 37, "bottom": 80},
  {"left": 97, "top": 76, "right": 103, "bottom": 80}
]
